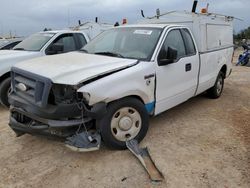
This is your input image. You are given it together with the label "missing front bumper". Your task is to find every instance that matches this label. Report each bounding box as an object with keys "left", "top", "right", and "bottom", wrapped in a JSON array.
[
  {"left": 9, "top": 107, "right": 103, "bottom": 152},
  {"left": 8, "top": 100, "right": 107, "bottom": 137},
  {"left": 9, "top": 107, "right": 92, "bottom": 137}
]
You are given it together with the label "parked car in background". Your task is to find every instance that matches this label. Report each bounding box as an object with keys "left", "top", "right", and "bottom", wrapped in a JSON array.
[
  {"left": 0, "top": 38, "right": 23, "bottom": 50},
  {"left": 0, "top": 39, "right": 8, "bottom": 46},
  {"left": 8, "top": 11, "right": 234, "bottom": 150},
  {"left": 0, "top": 30, "right": 90, "bottom": 107}
]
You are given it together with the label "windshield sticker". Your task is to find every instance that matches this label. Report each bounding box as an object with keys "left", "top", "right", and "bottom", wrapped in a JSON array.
[{"left": 133, "top": 30, "right": 153, "bottom": 35}]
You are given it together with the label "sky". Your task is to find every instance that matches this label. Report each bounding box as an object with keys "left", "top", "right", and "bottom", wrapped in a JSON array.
[{"left": 0, "top": 0, "right": 249, "bottom": 37}]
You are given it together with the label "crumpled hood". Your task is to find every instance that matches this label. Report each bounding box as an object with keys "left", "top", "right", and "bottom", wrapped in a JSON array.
[{"left": 14, "top": 52, "right": 138, "bottom": 85}]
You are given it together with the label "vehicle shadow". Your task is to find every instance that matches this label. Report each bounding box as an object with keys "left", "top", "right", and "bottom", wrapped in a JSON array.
[
  {"left": 0, "top": 105, "right": 8, "bottom": 112},
  {"left": 149, "top": 93, "right": 209, "bottom": 129}
]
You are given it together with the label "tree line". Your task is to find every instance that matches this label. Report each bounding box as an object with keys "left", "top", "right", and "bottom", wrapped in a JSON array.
[{"left": 234, "top": 27, "right": 250, "bottom": 40}]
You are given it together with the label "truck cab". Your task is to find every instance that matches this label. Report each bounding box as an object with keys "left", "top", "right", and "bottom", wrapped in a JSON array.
[
  {"left": 8, "top": 16, "right": 234, "bottom": 150},
  {"left": 0, "top": 30, "right": 90, "bottom": 107}
]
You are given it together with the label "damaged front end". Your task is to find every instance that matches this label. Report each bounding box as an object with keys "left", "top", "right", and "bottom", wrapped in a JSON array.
[{"left": 9, "top": 68, "right": 106, "bottom": 145}]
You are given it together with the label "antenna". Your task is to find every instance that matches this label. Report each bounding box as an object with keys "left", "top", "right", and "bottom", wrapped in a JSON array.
[
  {"left": 67, "top": 8, "right": 70, "bottom": 27},
  {"left": 141, "top": 10, "right": 145, "bottom": 18},
  {"left": 206, "top": 3, "right": 209, "bottom": 12},
  {"left": 192, "top": 0, "right": 198, "bottom": 13},
  {"left": 156, "top": 8, "right": 160, "bottom": 19}
]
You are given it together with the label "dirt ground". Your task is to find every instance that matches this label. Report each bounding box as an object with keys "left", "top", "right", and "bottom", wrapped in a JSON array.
[{"left": 0, "top": 50, "right": 249, "bottom": 188}]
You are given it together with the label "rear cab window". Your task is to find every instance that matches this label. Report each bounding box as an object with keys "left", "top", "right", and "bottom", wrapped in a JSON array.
[
  {"left": 181, "top": 28, "right": 196, "bottom": 56},
  {"left": 75, "top": 33, "right": 87, "bottom": 48}
]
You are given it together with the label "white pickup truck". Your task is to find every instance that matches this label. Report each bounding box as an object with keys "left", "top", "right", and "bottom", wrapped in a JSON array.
[
  {"left": 0, "top": 30, "right": 89, "bottom": 107},
  {"left": 9, "top": 12, "right": 234, "bottom": 150}
]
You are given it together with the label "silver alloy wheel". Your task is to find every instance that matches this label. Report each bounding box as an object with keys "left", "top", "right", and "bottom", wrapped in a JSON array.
[
  {"left": 111, "top": 107, "right": 142, "bottom": 142},
  {"left": 216, "top": 76, "right": 223, "bottom": 94}
]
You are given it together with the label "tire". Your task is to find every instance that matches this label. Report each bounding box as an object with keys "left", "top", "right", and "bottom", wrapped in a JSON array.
[
  {"left": 97, "top": 97, "right": 149, "bottom": 150},
  {"left": 242, "top": 57, "right": 249, "bottom": 66},
  {"left": 238, "top": 54, "right": 242, "bottom": 60},
  {"left": 0, "top": 77, "right": 11, "bottom": 107},
  {"left": 207, "top": 72, "right": 224, "bottom": 99}
]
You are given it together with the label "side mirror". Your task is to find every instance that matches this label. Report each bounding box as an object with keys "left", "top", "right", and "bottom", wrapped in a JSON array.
[
  {"left": 47, "top": 43, "right": 64, "bottom": 55},
  {"left": 158, "top": 47, "right": 178, "bottom": 66}
]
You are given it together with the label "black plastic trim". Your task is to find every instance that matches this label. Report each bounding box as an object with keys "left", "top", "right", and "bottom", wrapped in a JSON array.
[
  {"left": 9, "top": 117, "right": 76, "bottom": 138},
  {"left": 10, "top": 107, "right": 91, "bottom": 128},
  {"left": 9, "top": 93, "right": 82, "bottom": 119},
  {"left": 11, "top": 67, "right": 52, "bottom": 108}
]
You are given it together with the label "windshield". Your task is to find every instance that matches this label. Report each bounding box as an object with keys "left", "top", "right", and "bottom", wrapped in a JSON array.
[
  {"left": 82, "top": 27, "right": 163, "bottom": 61},
  {"left": 13, "top": 33, "right": 55, "bottom": 51},
  {"left": 0, "top": 40, "right": 8, "bottom": 47}
]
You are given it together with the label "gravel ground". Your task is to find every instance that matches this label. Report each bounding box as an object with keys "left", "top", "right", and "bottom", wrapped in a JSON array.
[{"left": 0, "top": 51, "right": 249, "bottom": 188}]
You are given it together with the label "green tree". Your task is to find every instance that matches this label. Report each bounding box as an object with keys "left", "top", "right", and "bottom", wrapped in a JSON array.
[{"left": 235, "top": 27, "right": 250, "bottom": 40}]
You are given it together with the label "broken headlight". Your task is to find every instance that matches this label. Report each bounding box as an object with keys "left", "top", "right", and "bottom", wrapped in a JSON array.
[
  {"left": 49, "top": 84, "right": 78, "bottom": 104},
  {"left": 82, "top": 92, "right": 90, "bottom": 103}
]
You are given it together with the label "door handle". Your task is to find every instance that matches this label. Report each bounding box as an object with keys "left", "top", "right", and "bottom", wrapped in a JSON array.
[{"left": 185, "top": 63, "right": 192, "bottom": 72}]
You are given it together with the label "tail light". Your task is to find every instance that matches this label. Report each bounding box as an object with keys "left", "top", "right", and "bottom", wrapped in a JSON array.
[
  {"left": 122, "top": 18, "right": 127, "bottom": 25},
  {"left": 201, "top": 8, "right": 207, "bottom": 14}
]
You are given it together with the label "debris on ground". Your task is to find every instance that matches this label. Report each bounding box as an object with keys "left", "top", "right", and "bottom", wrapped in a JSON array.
[
  {"left": 126, "top": 139, "right": 164, "bottom": 183},
  {"left": 65, "top": 131, "right": 101, "bottom": 152}
]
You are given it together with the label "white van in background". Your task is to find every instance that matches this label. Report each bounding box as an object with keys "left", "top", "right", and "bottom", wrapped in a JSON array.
[{"left": 73, "top": 21, "right": 114, "bottom": 39}]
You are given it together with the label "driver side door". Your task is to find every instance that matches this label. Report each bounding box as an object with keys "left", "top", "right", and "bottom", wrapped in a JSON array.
[{"left": 155, "top": 28, "right": 199, "bottom": 115}]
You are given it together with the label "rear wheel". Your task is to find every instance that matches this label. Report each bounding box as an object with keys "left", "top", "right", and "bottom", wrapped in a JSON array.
[
  {"left": 97, "top": 97, "right": 149, "bottom": 150},
  {"left": 0, "top": 77, "right": 11, "bottom": 107},
  {"left": 207, "top": 72, "right": 224, "bottom": 99},
  {"left": 242, "top": 57, "right": 249, "bottom": 66}
]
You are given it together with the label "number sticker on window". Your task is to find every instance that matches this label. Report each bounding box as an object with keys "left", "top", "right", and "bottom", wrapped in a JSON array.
[
  {"left": 43, "top": 34, "right": 54, "bottom": 37},
  {"left": 134, "top": 30, "right": 153, "bottom": 35}
]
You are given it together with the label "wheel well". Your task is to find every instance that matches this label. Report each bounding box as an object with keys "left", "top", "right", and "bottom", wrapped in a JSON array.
[
  {"left": 126, "top": 95, "right": 145, "bottom": 104},
  {"left": 0, "top": 72, "right": 11, "bottom": 84},
  {"left": 220, "top": 65, "right": 227, "bottom": 78},
  {"left": 110, "top": 95, "right": 146, "bottom": 106}
]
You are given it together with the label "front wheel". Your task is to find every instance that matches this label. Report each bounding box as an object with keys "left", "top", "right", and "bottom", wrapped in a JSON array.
[
  {"left": 97, "top": 97, "right": 149, "bottom": 150},
  {"left": 0, "top": 77, "right": 11, "bottom": 107},
  {"left": 207, "top": 72, "right": 224, "bottom": 99}
]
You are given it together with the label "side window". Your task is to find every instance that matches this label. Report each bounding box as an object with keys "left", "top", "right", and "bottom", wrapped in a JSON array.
[
  {"left": 46, "top": 34, "right": 76, "bottom": 55},
  {"left": 160, "top": 29, "right": 186, "bottom": 60},
  {"left": 181, "top": 29, "right": 196, "bottom": 55},
  {"left": 76, "top": 34, "right": 87, "bottom": 48}
]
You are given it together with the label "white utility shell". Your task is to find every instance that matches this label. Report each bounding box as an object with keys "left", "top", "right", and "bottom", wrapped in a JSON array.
[
  {"left": 73, "top": 21, "right": 114, "bottom": 39},
  {"left": 138, "top": 11, "right": 234, "bottom": 52}
]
